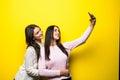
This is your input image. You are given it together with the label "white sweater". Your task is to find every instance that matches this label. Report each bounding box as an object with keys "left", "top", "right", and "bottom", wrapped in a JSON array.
[{"left": 14, "top": 43, "right": 42, "bottom": 80}]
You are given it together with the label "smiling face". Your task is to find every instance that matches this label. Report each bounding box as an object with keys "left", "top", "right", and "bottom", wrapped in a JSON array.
[
  {"left": 33, "top": 27, "right": 43, "bottom": 41},
  {"left": 53, "top": 26, "right": 60, "bottom": 40}
]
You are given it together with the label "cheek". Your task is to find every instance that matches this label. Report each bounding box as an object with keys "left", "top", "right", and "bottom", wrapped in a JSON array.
[
  {"left": 34, "top": 36, "right": 38, "bottom": 39},
  {"left": 34, "top": 35, "right": 40, "bottom": 39},
  {"left": 53, "top": 33, "right": 55, "bottom": 37}
]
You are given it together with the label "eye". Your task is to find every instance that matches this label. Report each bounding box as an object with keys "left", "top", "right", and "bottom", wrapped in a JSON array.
[
  {"left": 36, "top": 28, "right": 41, "bottom": 34},
  {"left": 36, "top": 31, "right": 39, "bottom": 34},
  {"left": 54, "top": 29, "right": 57, "bottom": 32},
  {"left": 36, "top": 30, "right": 40, "bottom": 35}
]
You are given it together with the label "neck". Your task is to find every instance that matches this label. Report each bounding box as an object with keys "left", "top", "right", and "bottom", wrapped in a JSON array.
[
  {"left": 35, "top": 40, "right": 41, "bottom": 44},
  {"left": 51, "top": 39, "right": 56, "bottom": 46}
]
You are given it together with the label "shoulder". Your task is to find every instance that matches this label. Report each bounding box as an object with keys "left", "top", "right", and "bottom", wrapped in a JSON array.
[
  {"left": 26, "top": 46, "right": 35, "bottom": 52},
  {"left": 39, "top": 46, "right": 45, "bottom": 59},
  {"left": 62, "top": 42, "right": 70, "bottom": 48},
  {"left": 25, "top": 46, "right": 36, "bottom": 56}
]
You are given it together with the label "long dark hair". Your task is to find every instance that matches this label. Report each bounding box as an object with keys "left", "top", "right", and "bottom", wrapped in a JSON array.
[
  {"left": 25, "top": 24, "right": 41, "bottom": 62},
  {"left": 45, "top": 25, "right": 68, "bottom": 60}
]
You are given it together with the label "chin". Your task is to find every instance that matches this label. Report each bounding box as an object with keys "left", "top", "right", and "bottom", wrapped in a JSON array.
[
  {"left": 56, "top": 38, "right": 59, "bottom": 40},
  {"left": 39, "top": 37, "right": 43, "bottom": 39}
]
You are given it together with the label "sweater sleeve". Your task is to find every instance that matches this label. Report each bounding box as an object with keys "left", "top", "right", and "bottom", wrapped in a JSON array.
[
  {"left": 38, "top": 47, "right": 60, "bottom": 77},
  {"left": 63, "top": 26, "right": 93, "bottom": 50},
  {"left": 25, "top": 47, "right": 39, "bottom": 77}
]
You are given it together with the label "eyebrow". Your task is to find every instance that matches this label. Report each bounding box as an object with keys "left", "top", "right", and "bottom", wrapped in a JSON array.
[{"left": 35, "top": 29, "right": 40, "bottom": 34}]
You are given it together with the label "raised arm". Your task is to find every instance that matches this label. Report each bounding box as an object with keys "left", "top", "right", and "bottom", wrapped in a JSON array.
[{"left": 63, "top": 12, "right": 96, "bottom": 50}]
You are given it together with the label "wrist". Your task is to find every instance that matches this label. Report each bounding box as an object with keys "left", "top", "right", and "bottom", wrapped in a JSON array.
[{"left": 90, "top": 24, "right": 94, "bottom": 27}]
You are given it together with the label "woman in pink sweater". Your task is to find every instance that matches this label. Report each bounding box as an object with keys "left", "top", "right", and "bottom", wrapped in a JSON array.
[{"left": 39, "top": 13, "right": 96, "bottom": 80}]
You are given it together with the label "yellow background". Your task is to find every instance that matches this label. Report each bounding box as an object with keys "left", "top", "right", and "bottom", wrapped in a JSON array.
[{"left": 0, "top": 0, "right": 119, "bottom": 80}]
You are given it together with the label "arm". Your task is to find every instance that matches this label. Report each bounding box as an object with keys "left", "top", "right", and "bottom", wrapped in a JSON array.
[
  {"left": 25, "top": 47, "right": 69, "bottom": 77},
  {"left": 25, "top": 47, "right": 39, "bottom": 77},
  {"left": 38, "top": 58, "right": 60, "bottom": 77},
  {"left": 63, "top": 13, "right": 96, "bottom": 50},
  {"left": 38, "top": 47, "right": 69, "bottom": 77},
  {"left": 39, "top": 61, "right": 69, "bottom": 77}
]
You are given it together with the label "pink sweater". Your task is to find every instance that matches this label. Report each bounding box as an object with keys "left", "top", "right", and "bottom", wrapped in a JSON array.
[{"left": 39, "top": 26, "right": 93, "bottom": 80}]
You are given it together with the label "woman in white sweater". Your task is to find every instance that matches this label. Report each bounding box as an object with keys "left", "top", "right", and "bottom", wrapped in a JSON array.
[{"left": 14, "top": 24, "right": 44, "bottom": 80}]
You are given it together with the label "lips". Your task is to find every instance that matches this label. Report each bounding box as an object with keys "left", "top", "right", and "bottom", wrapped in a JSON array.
[
  {"left": 56, "top": 34, "right": 59, "bottom": 37},
  {"left": 39, "top": 34, "right": 43, "bottom": 37}
]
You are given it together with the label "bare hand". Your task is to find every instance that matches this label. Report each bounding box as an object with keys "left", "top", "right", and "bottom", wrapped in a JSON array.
[
  {"left": 60, "top": 69, "right": 69, "bottom": 76},
  {"left": 88, "top": 12, "right": 96, "bottom": 27}
]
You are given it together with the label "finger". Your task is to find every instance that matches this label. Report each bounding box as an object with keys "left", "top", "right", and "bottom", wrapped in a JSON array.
[
  {"left": 91, "top": 19, "right": 96, "bottom": 22},
  {"left": 90, "top": 18, "right": 96, "bottom": 22},
  {"left": 90, "top": 14, "right": 95, "bottom": 18},
  {"left": 91, "top": 16, "right": 96, "bottom": 20}
]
